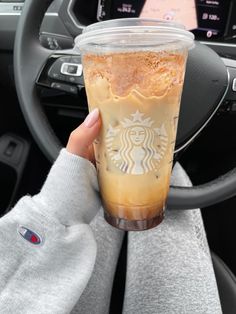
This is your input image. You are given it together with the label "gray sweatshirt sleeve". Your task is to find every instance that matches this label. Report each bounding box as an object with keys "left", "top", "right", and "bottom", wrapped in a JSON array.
[{"left": 0, "top": 148, "right": 101, "bottom": 314}]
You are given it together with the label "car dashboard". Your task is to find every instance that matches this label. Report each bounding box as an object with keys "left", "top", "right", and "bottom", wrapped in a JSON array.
[
  {"left": 71, "top": 0, "right": 236, "bottom": 42},
  {"left": 1, "top": 0, "right": 236, "bottom": 53}
]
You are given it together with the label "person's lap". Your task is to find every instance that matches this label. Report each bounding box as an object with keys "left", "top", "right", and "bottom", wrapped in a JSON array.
[{"left": 71, "top": 164, "right": 222, "bottom": 314}]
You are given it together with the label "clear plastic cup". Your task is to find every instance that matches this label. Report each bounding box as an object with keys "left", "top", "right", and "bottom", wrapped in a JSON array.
[{"left": 75, "top": 18, "right": 194, "bottom": 231}]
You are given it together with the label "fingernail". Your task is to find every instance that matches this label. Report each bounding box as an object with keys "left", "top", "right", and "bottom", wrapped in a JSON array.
[{"left": 84, "top": 108, "right": 99, "bottom": 128}]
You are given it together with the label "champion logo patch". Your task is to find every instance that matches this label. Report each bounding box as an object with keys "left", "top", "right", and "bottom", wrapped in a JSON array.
[{"left": 18, "top": 226, "right": 42, "bottom": 245}]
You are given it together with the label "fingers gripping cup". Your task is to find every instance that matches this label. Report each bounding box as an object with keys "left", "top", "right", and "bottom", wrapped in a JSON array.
[{"left": 75, "top": 18, "right": 194, "bottom": 231}]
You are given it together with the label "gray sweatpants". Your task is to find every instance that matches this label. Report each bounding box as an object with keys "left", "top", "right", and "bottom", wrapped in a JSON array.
[{"left": 72, "top": 163, "right": 222, "bottom": 314}]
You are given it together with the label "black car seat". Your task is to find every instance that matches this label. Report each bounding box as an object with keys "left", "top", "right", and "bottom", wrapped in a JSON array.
[{"left": 212, "top": 252, "right": 236, "bottom": 313}]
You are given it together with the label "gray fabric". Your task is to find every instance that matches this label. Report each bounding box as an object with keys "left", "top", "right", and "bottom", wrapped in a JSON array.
[
  {"left": 123, "top": 163, "right": 222, "bottom": 313},
  {"left": 0, "top": 149, "right": 222, "bottom": 313},
  {"left": 72, "top": 163, "right": 222, "bottom": 314},
  {"left": 0, "top": 149, "right": 100, "bottom": 313},
  {"left": 71, "top": 211, "right": 124, "bottom": 314}
]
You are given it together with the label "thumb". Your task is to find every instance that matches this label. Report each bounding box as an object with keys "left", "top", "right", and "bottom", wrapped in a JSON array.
[{"left": 66, "top": 108, "right": 101, "bottom": 159}]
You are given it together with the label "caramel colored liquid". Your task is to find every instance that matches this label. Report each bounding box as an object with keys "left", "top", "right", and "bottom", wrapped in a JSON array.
[{"left": 83, "top": 50, "right": 187, "bottom": 221}]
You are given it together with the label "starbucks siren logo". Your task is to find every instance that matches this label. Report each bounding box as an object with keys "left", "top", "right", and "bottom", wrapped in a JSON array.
[{"left": 106, "top": 110, "right": 168, "bottom": 175}]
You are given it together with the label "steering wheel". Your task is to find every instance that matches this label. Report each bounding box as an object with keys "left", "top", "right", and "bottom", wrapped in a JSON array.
[{"left": 13, "top": 0, "right": 236, "bottom": 210}]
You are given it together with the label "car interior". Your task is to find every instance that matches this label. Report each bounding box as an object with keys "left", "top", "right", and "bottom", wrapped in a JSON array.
[{"left": 1, "top": 0, "right": 236, "bottom": 313}]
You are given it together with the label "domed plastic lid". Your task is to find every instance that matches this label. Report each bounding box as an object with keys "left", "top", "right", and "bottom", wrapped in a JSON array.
[{"left": 75, "top": 18, "right": 195, "bottom": 53}]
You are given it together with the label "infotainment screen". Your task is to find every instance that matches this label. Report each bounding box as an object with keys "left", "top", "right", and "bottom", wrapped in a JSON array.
[
  {"left": 97, "top": 0, "right": 197, "bottom": 30},
  {"left": 140, "top": 0, "right": 197, "bottom": 31},
  {"left": 97, "top": 0, "right": 230, "bottom": 40}
]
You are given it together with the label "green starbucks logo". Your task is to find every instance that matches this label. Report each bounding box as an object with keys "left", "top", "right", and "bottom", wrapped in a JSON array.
[{"left": 106, "top": 110, "right": 168, "bottom": 175}]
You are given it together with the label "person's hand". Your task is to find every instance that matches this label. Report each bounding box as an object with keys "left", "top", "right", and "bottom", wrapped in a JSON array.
[{"left": 66, "top": 108, "right": 101, "bottom": 163}]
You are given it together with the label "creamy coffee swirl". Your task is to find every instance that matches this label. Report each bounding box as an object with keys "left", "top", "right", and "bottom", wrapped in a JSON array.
[{"left": 83, "top": 50, "right": 187, "bottom": 220}]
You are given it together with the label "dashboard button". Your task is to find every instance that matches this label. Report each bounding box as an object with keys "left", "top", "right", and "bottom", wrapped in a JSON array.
[
  {"left": 70, "top": 56, "right": 82, "bottom": 64},
  {"left": 67, "top": 75, "right": 84, "bottom": 85},
  {"left": 48, "top": 57, "right": 72, "bottom": 83},
  {"left": 40, "top": 34, "right": 74, "bottom": 50},
  {"left": 48, "top": 71, "right": 66, "bottom": 81},
  {"left": 61, "top": 63, "right": 83, "bottom": 76},
  {"left": 51, "top": 82, "right": 78, "bottom": 94},
  {"left": 59, "top": 57, "right": 84, "bottom": 85},
  {"left": 231, "top": 102, "right": 236, "bottom": 112},
  {"left": 232, "top": 78, "right": 236, "bottom": 92}
]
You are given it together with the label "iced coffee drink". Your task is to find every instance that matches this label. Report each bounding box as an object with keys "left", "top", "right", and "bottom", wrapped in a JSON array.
[{"left": 75, "top": 18, "right": 194, "bottom": 230}]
